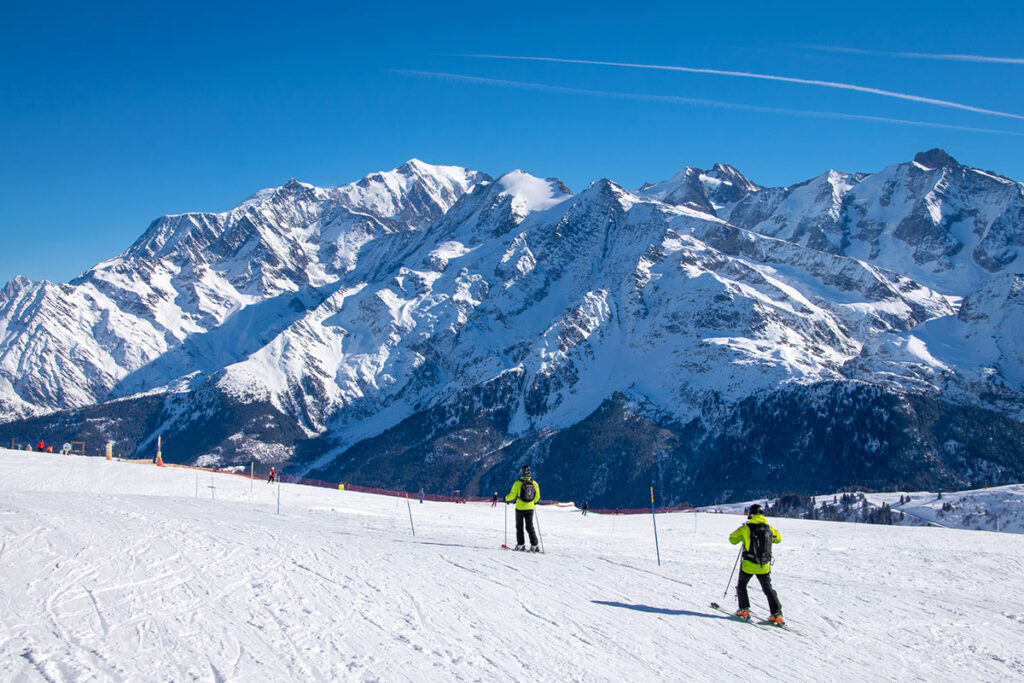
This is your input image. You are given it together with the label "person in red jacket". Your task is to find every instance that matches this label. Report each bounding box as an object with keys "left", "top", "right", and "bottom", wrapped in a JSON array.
[
  {"left": 267, "top": 467, "right": 276, "bottom": 483},
  {"left": 37, "top": 440, "right": 45, "bottom": 451}
]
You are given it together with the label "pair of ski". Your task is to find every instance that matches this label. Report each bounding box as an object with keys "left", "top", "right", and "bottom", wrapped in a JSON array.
[
  {"left": 709, "top": 602, "right": 801, "bottom": 635},
  {"left": 501, "top": 544, "right": 544, "bottom": 553}
]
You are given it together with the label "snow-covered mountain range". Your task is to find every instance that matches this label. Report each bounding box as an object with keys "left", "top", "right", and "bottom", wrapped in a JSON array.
[{"left": 1, "top": 151, "right": 1022, "bottom": 507}]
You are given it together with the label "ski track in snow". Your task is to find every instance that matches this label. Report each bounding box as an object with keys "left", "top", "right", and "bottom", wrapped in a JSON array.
[{"left": 1, "top": 450, "right": 1023, "bottom": 681}]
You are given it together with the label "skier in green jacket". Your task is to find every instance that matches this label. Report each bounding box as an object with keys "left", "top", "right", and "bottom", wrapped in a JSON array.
[
  {"left": 728, "top": 504, "right": 784, "bottom": 624},
  {"left": 505, "top": 465, "right": 540, "bottom": 552}
]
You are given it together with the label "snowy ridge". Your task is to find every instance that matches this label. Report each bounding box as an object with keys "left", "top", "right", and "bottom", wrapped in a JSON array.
[
  {"left": 0, "top": 161, "right": 488, "bottom": 420},
  {"left": 705, "top": 482, "right": 1024, "bottom": 534}
]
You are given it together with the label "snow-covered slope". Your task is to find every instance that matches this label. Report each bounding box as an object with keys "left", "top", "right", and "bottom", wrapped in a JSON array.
[
  {"left": 3, "top": 450, "right": 1024, "bottom": 682},
  {"left": 705, "top": 483, "right": 1024, "bottom": 534},
  {"left": 890, "top": 484, "right": 1024, "bottom": 531}
]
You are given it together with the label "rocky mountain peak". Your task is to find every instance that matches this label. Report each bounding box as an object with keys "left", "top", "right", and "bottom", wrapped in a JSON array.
[
  {"left": 339, "top": 160, "right": 490, "bottom": 229},
  {"left": 637, "top": 163, "right": 761, "bottom": 215},
  {"left": 913, "top": 148, "right": 960, "bottom": 170},
  {"left": 1, "top": 275, "right": 32, "bottom": 298},
  {"left": 709, "top": 162, "right": 760, "bottom": 192}
]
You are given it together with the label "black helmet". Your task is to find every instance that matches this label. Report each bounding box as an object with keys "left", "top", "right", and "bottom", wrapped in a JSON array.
[
  {"left": 747, "top": 503, "right": 763, "bottom": 517},
  {"left": 520, "top": 465, "right": 532, "bottom": 478}
]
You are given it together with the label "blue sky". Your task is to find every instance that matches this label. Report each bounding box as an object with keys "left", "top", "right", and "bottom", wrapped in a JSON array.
[{"left": 2, "top": 0, "right": 1022, "bottom": 285}]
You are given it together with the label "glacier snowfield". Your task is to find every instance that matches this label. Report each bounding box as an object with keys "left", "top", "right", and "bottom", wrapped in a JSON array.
[{"left": 2, "top": 449, "right": 1023, "bottom": 682}]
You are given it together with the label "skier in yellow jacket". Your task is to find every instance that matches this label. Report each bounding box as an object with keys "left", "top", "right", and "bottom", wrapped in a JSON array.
[
  {"left": 729, "top": 504, "right": 784, "bottom": 624},
  {"left": 505, "top": 465, "right": 540, "bottom": 552}
]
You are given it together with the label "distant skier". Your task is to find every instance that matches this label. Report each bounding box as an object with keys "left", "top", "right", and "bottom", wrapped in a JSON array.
[
  {"left": 37, "top": 440, "right": 45, "bottom": 451},
  {"left": 505, "top": 465, "right": 540, "bottom": 552},
  {"left": 729, "top": 503, "right": 784, "bottom": 624},
  {"left": 491, "top": 491, "right": 498, "bottom": 507},
  {"left": 267, "top": 467, "right": 276, "bottom": 484},
  {"left": 581, "top": 500, "right": 589, "bottom": 516},
  {"left": 419, "top": 488, "right": 424, "bottom": 504}
]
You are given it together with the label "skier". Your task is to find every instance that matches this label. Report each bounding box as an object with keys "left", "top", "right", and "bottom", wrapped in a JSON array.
[
  {"left": 505, "top": 466, "right": 541, "bottom": 551},
  {"left": 267, "top": 467, "right": 276, "bottom": 484},
  {"left": 491, "top": 491, "right": 498, "bottom": 507},
  {"left": 581, "top": 500, "right": 589, "bottom": 516},
  {"left": 419, "top": 488, "right": 424, "bottom": 504},
  {"left": 728, "top": 503, "right": 784, "bottom": 624},
  {"left": 37, "top": 440, "right": 45, "bottom": 451}
]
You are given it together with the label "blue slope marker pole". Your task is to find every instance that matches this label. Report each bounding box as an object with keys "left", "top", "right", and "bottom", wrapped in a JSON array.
[{"left": 651, "top": 486, "right": 661, "bottom": 566}]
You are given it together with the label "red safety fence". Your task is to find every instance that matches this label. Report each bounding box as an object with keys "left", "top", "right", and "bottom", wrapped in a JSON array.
[
  {"left": 275, "top": 473, "right": 498, "bottom": 504},
  {"left": 587, "top": 504, "right": 694, "bottom": 516},
  {"left": 278, "top": 472, "right": 696, "bottom": 514},
  {"left": 128, "top": 459, "right": 700, "bottom": 513}
]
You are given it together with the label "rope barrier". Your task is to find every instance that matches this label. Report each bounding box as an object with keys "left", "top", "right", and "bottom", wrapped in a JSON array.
[{"left": 115, "top": 457, "right": 696, "bottom": 512}]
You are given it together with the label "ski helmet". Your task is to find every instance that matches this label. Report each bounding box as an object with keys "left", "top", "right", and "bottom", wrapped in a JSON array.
[
  {"left": 520, "top": 465, "right": 532, "bottom": 478},
  {"left": 747, "top": 503, "right": 763, "bottom": 517}
]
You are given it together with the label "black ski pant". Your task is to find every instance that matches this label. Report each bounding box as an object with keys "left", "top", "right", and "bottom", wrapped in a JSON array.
[
  {"left": 737, "top": 570, "right": 782, "bottom": 614},
  {"left": 515, "top": 508, "right": 538, "bottom": 546}
]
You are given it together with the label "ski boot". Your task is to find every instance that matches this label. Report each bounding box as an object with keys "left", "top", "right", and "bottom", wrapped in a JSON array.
[
  {"left": 734, "top": 608, "right": 750, "bottom": 620},
  {"left": 768, "top": 612, "right": 785, "bottom": 626},
  {"left": 513, "top": 544, "right": 526, "bottom": 551},
  {"left": 530, "top": 545, "right": 540, "bottom": 553}
]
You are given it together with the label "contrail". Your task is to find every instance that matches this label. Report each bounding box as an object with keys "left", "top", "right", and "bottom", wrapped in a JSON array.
[
  {"left": 455, "top": 54, "right": 1024, "bottom": 121},
  {"left": 801, "top": 44, "right": 1024, "bottom": 65},
  {"left": 394, "top": 70, "right": 1024, "bottom": 136}
]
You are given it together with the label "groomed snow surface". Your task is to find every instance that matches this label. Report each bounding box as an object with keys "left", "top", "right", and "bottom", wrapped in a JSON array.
[{"left": 2, "top": 450, "right": 1023, "bottom": 682}]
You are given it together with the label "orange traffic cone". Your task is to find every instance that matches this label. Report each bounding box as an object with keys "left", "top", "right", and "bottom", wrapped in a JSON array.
[{"left": 156, "top": 435, "right": 164, "bottom": 467}]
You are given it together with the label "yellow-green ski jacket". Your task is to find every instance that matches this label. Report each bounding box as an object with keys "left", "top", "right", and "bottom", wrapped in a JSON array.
[
  {"left": 505, "top": 478, "right": 540, "bottom": 510},
  {"left": 729, "top": 514, "right": 781, "bottom": 574}
]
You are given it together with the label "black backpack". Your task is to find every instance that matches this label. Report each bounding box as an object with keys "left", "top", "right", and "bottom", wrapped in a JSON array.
[
  {"left": 744, "top": 522, "right": 773, "bottom": 565},
  {"left": 520, "top": 479, "right": 536, "bottom": 503}
]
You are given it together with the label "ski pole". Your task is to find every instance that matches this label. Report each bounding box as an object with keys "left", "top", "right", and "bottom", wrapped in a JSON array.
[
  {"left": 723, "top": 546, "right": 742, "bottom": 598},
  {"left": 534, "top": 508, "right": 545, "bottom": 554},
  {"left": 504, "top": 501, "right": 508, "bottom": 547}
]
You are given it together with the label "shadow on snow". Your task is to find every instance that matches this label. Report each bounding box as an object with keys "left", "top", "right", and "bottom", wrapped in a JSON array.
[{"left": 592, "top": 601, "right": 723, "bottom": 619}]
